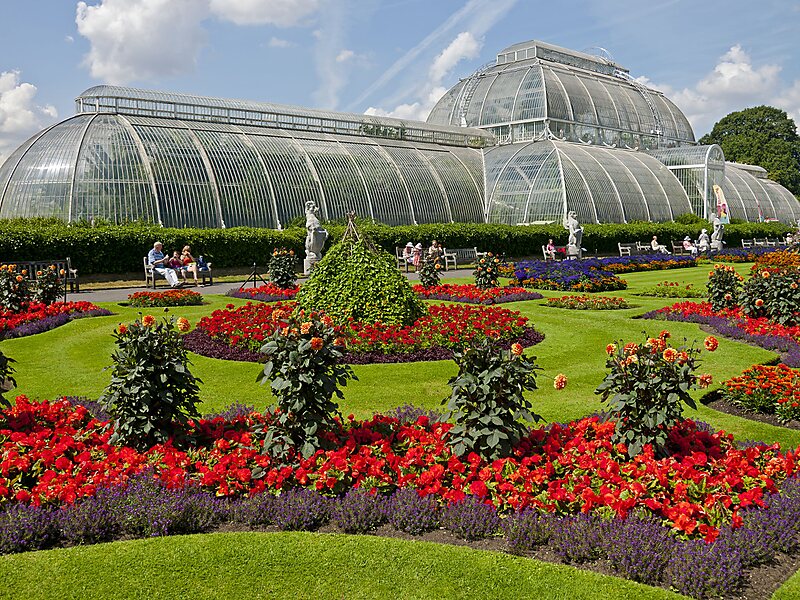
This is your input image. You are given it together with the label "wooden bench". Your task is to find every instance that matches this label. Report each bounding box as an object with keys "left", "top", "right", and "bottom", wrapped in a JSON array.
[
  {"left": 395, "top": 247, "right": 414, "bottom": 272},
  {"left": 542, "top": 245, "right": 566, "bottom": 261},
  {"left": 741, "top": 239, "right": 754, "bottom": 249},
  {"left": 144, "top": 257, "right": 212, "bottom": 288},
  {"left": 618, "top": 242, "right": 637, "bottom": 257},
  {"left": 15, "top": 258, "right": 79, "bottom": 299},
  {"left": 442, "top": 247, "right": 485, "bottom": 270}
]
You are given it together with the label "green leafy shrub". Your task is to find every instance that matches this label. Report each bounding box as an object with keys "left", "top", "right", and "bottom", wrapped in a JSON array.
[
  {"left": 595, "top": 333, "right": 714, "bottom": 457},
  {"left": 474, "top": 252, "right": 503, "bottom": 289},
  {"left": 706, "top": 264, "right": 743, "bottom": 311},
  {"left": 739, "top": 267, "right": 800, "bottom": 326},
  {"left": 268, "top": 248, "right": 298, "bottom": 289},
  {"left": 634, "top": 281, "right": 704, "bottom": 298},
  {"left": 418, "top": 253, "right": 442, "bottom": 288},
  {"left": 443, "top": 338, "right": 542, "bottom": 460},
  {"left": 0, "top": 349, "right": 16, "bottom": 408},
  {"left": 296, "top": 232, "right": 425, "bottom": 327},
  {"left": 257, "top": 310, "right": 356, "bottom": 459},
  {"left": 32, "top": 266, "right": 64, "bottom": 305},
  {"left": 0, "top": 264, "right": 31, "bottom": 312},
  {"left": 674, "top": 213, "right": 708, "bottom": 225},
  {"left": 100, "top": 315, "right": 202, "bottom": 450}
]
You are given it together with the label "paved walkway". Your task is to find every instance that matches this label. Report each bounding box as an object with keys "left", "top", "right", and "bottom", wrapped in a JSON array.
[{"left": 70, "top": 268, "right": 476, "bottom": 304}]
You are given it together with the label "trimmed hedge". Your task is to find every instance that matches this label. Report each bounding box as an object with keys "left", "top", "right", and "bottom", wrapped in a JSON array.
[{"left": 0, "top": 218, "right": 792, "bottom": 275}]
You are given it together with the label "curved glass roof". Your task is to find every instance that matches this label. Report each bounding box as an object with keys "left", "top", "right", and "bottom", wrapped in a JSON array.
[
  {"left": 427, "top": 40, "right": 695, "bottom": 148},
  {"left": 484, "top": 140, "right": 692, "bottom": 225},
  {"left": 76, "top": 85, "right": 494, "bottom": 149},
  {"left": 722, "top": 163, "right": 800, "bottom": 223},
  {"left": 0, "top": 113, "right": 484, "bottom": 228}
]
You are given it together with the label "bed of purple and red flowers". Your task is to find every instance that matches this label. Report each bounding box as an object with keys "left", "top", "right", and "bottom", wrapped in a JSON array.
[
  {"left": 183, "top": 301, "right": 544, "bottom": 364},
  {"left": 0, "top": 301, "right": 111, "bottom": 339},
  {"left": 412, "top": 284, "right": 543, "bottom": 304},
  {"left": 226, "top": 284, "right": 299, "bottom": 302}
]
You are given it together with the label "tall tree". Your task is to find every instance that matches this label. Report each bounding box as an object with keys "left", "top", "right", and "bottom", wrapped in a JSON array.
[{"left": 699, "top": 106, "right": 800, "bottom": 195}]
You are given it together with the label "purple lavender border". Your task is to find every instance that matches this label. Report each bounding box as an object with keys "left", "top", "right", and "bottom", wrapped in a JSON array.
[
  {"left": 183, "top": 327, "right": 545, "bottom": 365},
  {"left": 226, "top": 288, "right": 298, "bottom": 303},
  {"left": 642, "top": 308, "right": 800, "bottom": 368},
  {"left": 0, "top": 308, "right": 113, "bottom": 340}
]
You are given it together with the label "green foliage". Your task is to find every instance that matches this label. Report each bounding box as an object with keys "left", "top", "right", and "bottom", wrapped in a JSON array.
[
  {"left": 267, "top": 248, "right": 298, "bottom": 289},
  {"left": 706, "top": 264, "right": 743, "bottom": 311},
  {"left": 0, "top": 349, "right": 16, "bottom": 408},
  {"left": 418, "top": 253, "right": 442, "bottom": 288},
  {"left": 739, "top": 267, "right": 800, "bottom": 326},
  {"left": 443, "top": 338, "right": 542, "bottom": 460},
  {"left": 100, "top": 315, "right": 202, "bottom": 450},
  {"left": 257, "top": 311, "right": 356, "bottom": 459},
  {"left": 473, "top": 252, "right": 503, "bottom": 289},
  {"left": 634, "top": 281, "right": 704, "bottom": 298},
  {"left": 699, "top": 106, "right": 800, "bottom": 195},
  {"left": 32, "top": 266, "right": 64, "bottom": 305},
  {"left": 673, "top": 213, "right": 707, "bottom": 226},
  {"left": 0, "top": 265, "right": 30, "bottom": 312},
  {"left": 595, "top": 334, "right": 708, "bottom": 457},
  {"left": 296, "top": 236, "right": 425, "bottom": 327}
]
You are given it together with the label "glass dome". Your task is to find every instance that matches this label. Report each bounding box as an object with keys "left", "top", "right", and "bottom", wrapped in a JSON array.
[
  {"left": 721, "top": 163, "right": 800, "bottom": 223},
  {"left": 484, "top": 140, "right": 693, "bottom": 225},
  {"left": 428, "top": 40, "right": 696, "bottom": 150}
]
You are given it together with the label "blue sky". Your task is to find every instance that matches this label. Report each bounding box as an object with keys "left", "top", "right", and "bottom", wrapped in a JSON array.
[{"left": 1, "top": 0, "right": 799, "bottom": 162}]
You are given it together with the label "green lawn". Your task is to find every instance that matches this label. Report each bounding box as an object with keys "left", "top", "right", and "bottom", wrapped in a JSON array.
[
  {"left": 0, "top": 532, "right": 685, "bottom": 600},
  {"left": 2, "top": 262, "right": 800, "bottom": 599}
]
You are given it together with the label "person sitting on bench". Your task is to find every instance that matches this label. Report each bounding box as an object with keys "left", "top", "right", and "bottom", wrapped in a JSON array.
[{"left": 148, "top": 241, "right": 182, "bottom": 288}]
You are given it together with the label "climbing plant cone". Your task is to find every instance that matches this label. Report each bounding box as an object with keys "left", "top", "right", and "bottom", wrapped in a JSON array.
[{"left": 296, "top": 217, "right": 425, "bottom": 326}]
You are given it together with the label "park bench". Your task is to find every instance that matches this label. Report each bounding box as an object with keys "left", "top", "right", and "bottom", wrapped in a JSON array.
[
  {"left": 14, "top": 258, "right": 79, "bottom": 300},
  {"left": 144, "top": 257, "right": 213, "bottom": 288},
  {"left": 618, "top": 242, "right": 637, "bottom": 257},
  {"left": 395, "top": 247, "right": 414, "bottom": 272},
  {"left": 442, "top": 247, "right": 486, "bottom": 270},
  {"left": 541, "top": 245, "right": 566, "bottom": 261}
]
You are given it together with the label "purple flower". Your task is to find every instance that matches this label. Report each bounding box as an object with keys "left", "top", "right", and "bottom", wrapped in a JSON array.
[
  {"left": 332, "top": 488, "right": 388, "bottom": 534},
  {"left": 384, "top": 488, "right": 438, "bottom": 535},
  {"left": 441, "top": 496, "right": 501, "bottom": 540}
]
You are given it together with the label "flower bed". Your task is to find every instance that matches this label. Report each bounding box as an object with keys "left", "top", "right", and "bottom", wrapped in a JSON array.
[
  {"left": 723, "top": 365, "right": 800, "bottom": 423},
  {"left": 1, "top": 396, "right": 797, "bottom": 542},
  {"left": 226, "top": 284, "right": 299, "bottom": 302},
  {"left": 183, "top": 301, "right": 543, "bottom": 364},
  {"left": 127, "top": 289, "right": 203, "bottom": 308},
  {"left": 513, "top": 262, "right": 627, "bottom": 293},
  {"left": 634, "top": 281, "right": 704, "bottom": 298},
  {"left": 697, "top": 247, "right": 789, "bottom": 263},
  {"left": 0, "top": 302, "right": 111, "bottom": 339},
  {"left": 546, "top": 295, "right": 629, "bottom": 310},
  {"left": 413, "top": 284, "right": 543, "bottom": 304},
  {"left": 643, "top": 301, "right": 800, "bottom": 367}
]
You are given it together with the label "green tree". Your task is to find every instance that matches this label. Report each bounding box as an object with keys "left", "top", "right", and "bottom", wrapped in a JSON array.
[{"left": 699, "top": 106, "right": 800, "bottom": 195}]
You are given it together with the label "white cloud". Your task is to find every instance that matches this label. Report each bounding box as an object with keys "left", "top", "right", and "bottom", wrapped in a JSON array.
[
  {"left": 365, "top": 31, "right": 481, "bottom": 121},
  {"left": 76, "top": 0, "right": 210, "bottom": 84},
  {"left": 648, "top": 45, "right": 799, "bottom": 136},
  {"left": 64, "top": 35, "right": 74, "bottom": 43},
  {"left": 335, "top": 49, "right": 355, "bottom": 63},
  {"left": 209, "top": 0, "right": 321, "bottom": 27},
  {"left": 0, "top": 71, "right": 58, "bottom": 164},
  {"left": 268, "top": 36, "right": 295, "bottom": 48}
]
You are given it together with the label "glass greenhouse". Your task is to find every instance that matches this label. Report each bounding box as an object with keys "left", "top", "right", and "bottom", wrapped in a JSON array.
[{"left": 1, "top": 40, "right": 798, "bottom": 228}]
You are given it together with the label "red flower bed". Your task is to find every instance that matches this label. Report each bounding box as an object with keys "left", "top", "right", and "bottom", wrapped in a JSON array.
[
  {"left": 193, "top": 301, "right": 534, "bottom": 356},
  {"left": 226, "top": 284, "right": 299, "bottom": 302},
  {"left": 723, "top": 365, "right": 800, "bottom": 422},
  {"left": 0, "top": 301, "right": 109, "bottom": 337},
  {"left": 413, "top": 284, "right": 543, "bottom": 304},
  {"left": 2, "top": 396, "right": 797, "bottom": 541},
  {"left": 655, "top": 302, "right": 800, "bottom": 342},
  {"left": 128, "top": 289, "right": 203, "bottom": 308}
]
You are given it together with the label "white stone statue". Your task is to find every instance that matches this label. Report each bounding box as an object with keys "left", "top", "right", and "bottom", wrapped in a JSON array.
[
  {"left": 563, "top": 211, "right": 583, "bottom": 259},
  {"left": 710, "top": 217, "right": 724, "bottom": 253},
  {"left": 304, "top": 201, "right": 328, "bottom": 274}
]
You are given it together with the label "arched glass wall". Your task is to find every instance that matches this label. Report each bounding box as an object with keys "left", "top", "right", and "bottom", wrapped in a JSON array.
[
  {"left": 0, "top": 114, "right": 486, "bottom": 228},
  {"left": 484, "top": 140, "right": 692, "bottom": 225},
  {"left": 722, "top": 163, "right": 800, "bottom": 224},
  {"left": 648, "top": 145, "right": 726, "bottom": 219}
]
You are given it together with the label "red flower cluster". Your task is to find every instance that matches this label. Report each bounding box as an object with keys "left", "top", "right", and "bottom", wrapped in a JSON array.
[
  {"left": 195, "top": 302, "right": 530, "bottom": 355},
  {"left": 724, "top": 365, "right": 800, "bottom": 421},
  {"left": 2, "top": 397, "right": 797, "bottom": 542},
  {"left": 412, "top": 284, "right": 541, "bottom": 304},
  {"left": 0, "top": 301, "right": 104, "bottom": 334},
  {"left": 656, "top": 302, "right": 800, "bottom": 342},
  {"left": 546, "top": 295, "right": 629, "bottom": 310},
  {"left": 128, "top": 289, "right": 203, "bottom": 308},
  {"left": 227, "top": 284, "right": 299, "bottom": 301}
]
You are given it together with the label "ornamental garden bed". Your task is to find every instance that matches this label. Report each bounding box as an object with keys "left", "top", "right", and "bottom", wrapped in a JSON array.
[
  {"left": 182, "top": 301, "right": 544, "bottom": 364},
  {"left": 513, "top": 262, "right": 627, "bottom": 293},
  {"left": 412, "top": 284, "right": 543, "bottom": 304},
  {"left": 226, "top": 284, "right": 299, "bottom": 302},
  {"left": 0, "top": 302, "right": 111, "bottom": 339},
  {"left": 545, "top": 295, "right": 630, "bottom": 310},
  {"left": 2, "top": 397, "right": 800, "bottom": 599},
  {"left": 127, "top": 289, "right": 204, "bottom": 308},
  {"left": 633, "top": 281, "right": 704, "bottom": 298}
]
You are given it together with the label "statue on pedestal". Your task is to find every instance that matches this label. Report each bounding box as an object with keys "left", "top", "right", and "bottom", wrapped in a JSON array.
[
  {"left": 710, "top": 217, "right": 724, "bottom": 253},
  {"left": 304, "top": 201, "right": 328, "bottom": 275},
  {"left": 563, "top": 211, "right": 583, "bottom": 259}
]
